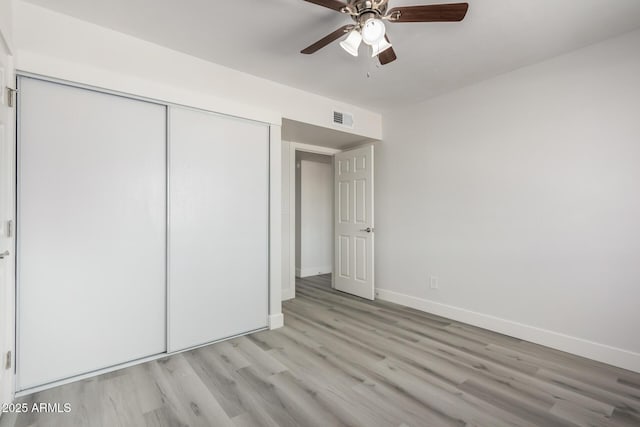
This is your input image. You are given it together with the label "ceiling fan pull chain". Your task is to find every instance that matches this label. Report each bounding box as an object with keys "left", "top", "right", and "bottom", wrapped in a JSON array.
[{"left": 366, "top": 53, "right": 380, "bottom": 79}]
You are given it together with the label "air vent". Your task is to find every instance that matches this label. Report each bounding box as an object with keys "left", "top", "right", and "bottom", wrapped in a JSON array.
[{"left": 332, "top": 110, "right": 354, "bottom": 129}]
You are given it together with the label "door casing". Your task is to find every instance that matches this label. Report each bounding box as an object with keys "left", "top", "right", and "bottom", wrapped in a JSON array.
[
  {"left": 287, "top": 142, "right": 341, "bottom": 299},
  {"left": 0, "top": 35, "right": 16, "bottom": 408}
]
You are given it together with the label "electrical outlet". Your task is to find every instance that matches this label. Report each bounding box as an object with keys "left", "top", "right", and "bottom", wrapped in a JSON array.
[{"left": 429, "top": 276, "right": 439, "bottom": 289}]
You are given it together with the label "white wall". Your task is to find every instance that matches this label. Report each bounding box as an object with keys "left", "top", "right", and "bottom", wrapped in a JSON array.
[
  {"left": 13, "top": 2, "right": 382, "bottom": 138},
  {"left": 376, "top": 29, "right": 640, "bottom": 372},
  {"left": 296, "top": 157, "right": 333, "bottom": 278}
]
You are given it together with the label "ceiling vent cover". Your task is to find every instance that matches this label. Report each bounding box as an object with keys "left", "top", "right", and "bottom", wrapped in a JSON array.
[{"left": 333, "top": 110, "right": 354, "bottom": 129}]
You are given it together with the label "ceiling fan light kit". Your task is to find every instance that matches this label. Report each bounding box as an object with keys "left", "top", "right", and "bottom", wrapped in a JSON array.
[
  {"left": 361, "top": 18, "right": 386, "bottom": 45},
  {"left": 301, "top": 0, "right": 469, "bottom": 65},
  {"left": 340, "top": 30, "right": 363, "bottom": 56},
  {"left": 370, "top": 37, "right": 393, "bottom": 57}
]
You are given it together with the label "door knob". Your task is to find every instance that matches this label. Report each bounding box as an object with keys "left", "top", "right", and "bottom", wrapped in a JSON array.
[
  {"left": 360, "top": 227, "right": 374, "bottom": 233},
  {"left": 0, "top": 250, "right": 9, "bottom": 259}
]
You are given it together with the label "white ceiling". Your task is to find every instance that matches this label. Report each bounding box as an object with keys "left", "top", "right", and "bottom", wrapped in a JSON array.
[{"left": 23, "top": 0, "right": 640, "bottom": 111}]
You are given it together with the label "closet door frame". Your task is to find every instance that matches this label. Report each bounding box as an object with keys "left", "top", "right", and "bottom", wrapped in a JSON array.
[{"left": 14, "top": 73, "right": 281, "bottom": 396}]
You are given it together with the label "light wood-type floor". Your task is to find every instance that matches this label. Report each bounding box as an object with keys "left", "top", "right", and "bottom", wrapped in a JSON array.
[{"left": 2, "top": 274, "right": 640, "bottom": 427}]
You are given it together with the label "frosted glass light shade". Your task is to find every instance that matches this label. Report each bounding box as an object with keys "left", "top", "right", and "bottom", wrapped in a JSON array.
[
  {"left": 371, "top": 37, "right": 392, "bottom": 57},
  {"left": 361, "top": 18, "right": 386, "bottom": 45},
  {"left": 340, "top": 30, "right": 362, "bottom": 57}
]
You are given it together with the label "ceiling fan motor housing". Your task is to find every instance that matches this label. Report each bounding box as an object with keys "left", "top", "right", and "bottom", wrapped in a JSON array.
[{"left": 347, "top": 0, "right": 388, "bottom": 20}]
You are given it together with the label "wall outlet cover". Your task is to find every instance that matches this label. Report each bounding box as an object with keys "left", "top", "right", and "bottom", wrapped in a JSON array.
[{"left": 430, "top": 276, "right": 439, "bottom": 289}]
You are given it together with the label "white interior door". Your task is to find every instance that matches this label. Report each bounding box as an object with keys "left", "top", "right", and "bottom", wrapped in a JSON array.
[
  {"left": 0, "top": 41, "right": 15, "bottom": 405},
  {"left": 168, "top": 106, "right": 269, "bottom": 352},
  {"left": 334, "top": 145, "right": 375, "bottom": 300},
  {"left": 17, "top": 77, "right": 167, "bottom": 390}
]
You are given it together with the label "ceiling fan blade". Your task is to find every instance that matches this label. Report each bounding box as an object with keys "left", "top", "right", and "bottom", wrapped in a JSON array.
[
  {"left": 303, "top": 0, "right": 349, "bottom": 12},
  {"left": 378, "top": 36, "right": 397, "bottom": 65},
  {"left": 387, "top": 3, "right": 469, "bottom": 23},
  {"left": 301, "top": 25, "right": 352, "bottom": 54}
]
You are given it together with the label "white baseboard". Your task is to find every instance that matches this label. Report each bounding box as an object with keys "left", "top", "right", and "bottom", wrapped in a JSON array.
[
  {"left": 297, "top": 266, "right": 332, "bottom": 278},
  {"left": 269, "top": 313, "right": 284, "bottom": 330},
  {"left": 376, "top": 288, "right": 640, "bottom": 373},
  {"left": 282, "top": 287, "right": 295, "bottom": 301}
]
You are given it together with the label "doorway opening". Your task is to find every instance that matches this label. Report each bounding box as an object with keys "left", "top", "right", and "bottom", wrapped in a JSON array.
[
  {"left": 281, "top": 118, "right": 376, "bottom": 302},
  {"left": 295, "top": 151, "right": 334, "bottom": 290}
]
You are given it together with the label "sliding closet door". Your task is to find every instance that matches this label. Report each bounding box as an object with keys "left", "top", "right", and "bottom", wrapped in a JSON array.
[
  {"left": 17, "top": 77, "right": 166, "bottom": 390},
  {"left": 168, "top": 107, "right": 269, "bottom": 352}
]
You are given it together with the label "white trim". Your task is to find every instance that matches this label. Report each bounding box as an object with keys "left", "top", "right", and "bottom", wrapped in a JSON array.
[
  {"left": 297, "top": 267, "right": 332, "bottom": 278},
  {"left": 0, "top": 50, "right": 15, "bottom": 408},
  {"left": 0, "top": 30, "right": 11, "bottom": 56},
  {"left": 289, "top": 142, "right": 340, "bottom": 299},
  {"left": 0, "top": 68, "right": 5, "bottom": 105},
  {"left": 269, "top": 126, "right": 283, "bottom": 327},
  {"left": 288, "top": 142, "right": 296, "bottom": 299},
  {"left": 291, "top": 142, "right": 341, "bottom": 156},
  {"left": 281, "top": 288, "right": 295, "bottom": 301},
  {"left": 165, "top": 107, "right": 172, "bottom": 354},
  {"left": 376, "top": 288, "right": 640, "bottom": 373},
  {"left": 269, "top": 313, "right": 284, "bottom": 330}
]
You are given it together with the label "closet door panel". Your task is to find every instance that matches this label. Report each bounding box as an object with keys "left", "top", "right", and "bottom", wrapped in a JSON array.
[
  {"left": 168, "top": 107, "right": 269, "bottom": 352},
  {"left": 17, "top": 78, "right": 166, "bottom": 390}
]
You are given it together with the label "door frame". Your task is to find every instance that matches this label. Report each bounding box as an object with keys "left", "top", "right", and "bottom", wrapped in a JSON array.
[
  {"left": 287, "top": 142, "right": 341, "bottom": 299},
  {"left": 0, "top": 33, "right": 15, "bottom": 408}
]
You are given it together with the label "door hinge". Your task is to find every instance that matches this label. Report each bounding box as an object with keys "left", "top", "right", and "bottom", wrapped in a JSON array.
[
  {"left": 2, "top": 220, "right": 13, "bottom": 238},
  {"left": 6, "top": 87, "right": 16, "bottom": 108},
  {"left": 4, "top": 351, "right": 11, "bottom": 370}
]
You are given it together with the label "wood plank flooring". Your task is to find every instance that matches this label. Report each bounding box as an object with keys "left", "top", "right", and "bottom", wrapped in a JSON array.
[{"left": 2, "top": 274, "right": 640, "bottom": 427}]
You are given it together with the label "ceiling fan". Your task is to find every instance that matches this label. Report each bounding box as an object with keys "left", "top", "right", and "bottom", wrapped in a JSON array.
[{"left": 300, "top": 0, "right": 469, "bottom": 65}]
